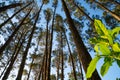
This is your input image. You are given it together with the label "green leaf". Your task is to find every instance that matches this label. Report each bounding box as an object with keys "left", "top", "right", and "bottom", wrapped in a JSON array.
[
  {"left": 100, "top": 60, "right": 112, "bottom": 76},
  {"left": 116, "top": 60, "right": 120, "bottom": 68},
  {"left": 94, "top": 43, "right": 110, "bottom": 55},
  {"left": 99, "top": 44, "right": 111, "bottom": 55},
  {"left": 94, "top": 19, "right": 109, "bottom": 36},
  {"left": 112, "top": 43, "right": 120, "bottom": 52},
  {"left": 111, "top": 27, "right": 120, "bottom": 38},
  {"left": 86, "top": 57, "right": 100, "bottom": 78}
]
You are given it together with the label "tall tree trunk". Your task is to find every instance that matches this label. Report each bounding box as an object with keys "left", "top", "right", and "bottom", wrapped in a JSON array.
[
  {"left": 2, "top": 31, "right": 26, "bottom": 80},
  {"left": 0, "top": 3, "right": 23, "bottom": 13},
  {"left": 63, "top": 29, "right": 77, "bottom": 80},
  {"left": 94, "top": 1, "right": 120, "bottom": 21},
  {"left": 44, "top": 16, "right": 49, "bottom": 80},
  {"left": 27, "top": 58, "right": 34, "bottom": 80},
  {"left": 37, "top": 54, "right": 45, "bottom": 80},
  {"left": 27, "top": 4, "right": 43, "bottom": 80},
  {"left": 79, "top": 59, "right": 84, "bottom": 80},
  {"left": 47, "top": 3, "right": 57, "bottom": 80},
  {"left": 0, "top": 7, "right": 32, "bottom": 57},
  {"left": 73, "top": 2, "right": 94, "bottom": 23},
  {"left": 57, "top": 51, "right": 60, "bottom": 80},
  {"left": 0, "top": 2, "right": 32, "bottom": 29},
  {"left": 60, "top": 32, "right": 64, "bottom": 80},
  {"left": 61, "top": 0, "right": 101, "bottom": 80},
  {"left": 15, "top": 7, "right": 40, "bottom": 80}
]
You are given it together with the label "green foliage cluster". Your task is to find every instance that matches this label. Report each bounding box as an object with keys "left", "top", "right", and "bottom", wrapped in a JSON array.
[{"left": 86, "top": 19, "right": 120, "bottom": 78}]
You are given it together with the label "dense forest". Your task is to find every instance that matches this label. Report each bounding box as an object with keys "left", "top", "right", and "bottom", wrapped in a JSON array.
[{"left": 0, "top": 0, "right": 120, "bottom": 80}]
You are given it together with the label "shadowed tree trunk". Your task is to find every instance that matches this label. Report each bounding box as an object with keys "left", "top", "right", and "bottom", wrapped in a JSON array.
[
  {"left": 0, "top": 3, "right": 23, "bottom": 13},
  {"left": 60, "top": 32, "right": 64, "bottom": 80},
  {"left": 0, "top": 7, "right": 33, "bottom": 57},
  {"left": 37, "top": 54, "right": 45, "bottom": 80},
  {"left": 61, "top": 0, "right": 101, "bottom": 80},
  {"left": 0, "top": 2, "right": 32, "bottom": 29},
  {"left": 47, "top": 0, "right": 58, "bottom": 80},
  {"left": 15, "top": 7, "right": 40, "bottom": 80},
  {"left": 63, "top": 28, "right": 77, "bottom": 80},
  {"left": 26, "top": 3, "right": 44, "bottom": 80}
]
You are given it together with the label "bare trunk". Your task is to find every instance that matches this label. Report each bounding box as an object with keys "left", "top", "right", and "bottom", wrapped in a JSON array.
[
  {"left": 60, "top": 32, "right": 64, "bottom": 80},
  {"left": 44, "top": 16, "right": 49, "bottom": 80},
  {"left": 57, "top": 51, "right": 60, "bottom": 80},
  {"left": 0, "top": 3, "right": 23, "bottom": 13},
  {"left": 61, "top": 0, "right": 101, "bottom": 80}
]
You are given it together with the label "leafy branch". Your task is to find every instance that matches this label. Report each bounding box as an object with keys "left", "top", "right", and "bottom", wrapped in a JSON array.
[{"left": 86, "top": 19, "right": 120, "bottom": 78}]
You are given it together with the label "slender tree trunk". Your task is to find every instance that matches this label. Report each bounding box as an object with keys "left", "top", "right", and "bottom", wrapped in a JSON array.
[
  {"left": 0, "top": 3, "right": 23, "bottom": 13},
  {"left": 0, "top": 7, "right": 32, "bottom": 57},
  {"left": 44, "top": 17, "right": 49, "bottom": 80},
  {"left": 2, "top": 31, "right": 26, "bottom": 80},
  {"left": 73, "top": 2, "right": 94, "bottom": 23},
  {"left": 37, "top": 54, "right": 45, "bottom": 80},
  {"left": 47, "top": 3, "right": 57, "bottom": 80},
  {"left": 27, "top": 58, "right": 34, "bottom": 80},
  {"left": 57, "top": 51, "right": 60, "bottom": 80},
  {"left": 0, "top": 2, "right": 32, "bottom": 29},
  {"left": 79, "top": 60, "right": 84, "bottom": 80},
  {"left": 61, "top": 0, "right": 101, "bottom": 80},
  {"left": 63, "top": 29, "right": 77, "bottom": 80},
  {"left": 27, "top": 33, "right": 42, "bottom": 80},
  {"left": 60, "top": 32, "right": 64, "bottom": 80},
  {"left": 15, "top": 7, "right": 40, "bottom": 80},
  {"left": 94, "top": 1, "right": 120, "bottom": 21}
]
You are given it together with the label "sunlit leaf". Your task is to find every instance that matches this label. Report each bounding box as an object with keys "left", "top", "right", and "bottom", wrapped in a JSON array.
[
  {"left": 94, "top": 19, "right": 109, "bottom": 36},
  {"left": 112, "top": 43, "right": 120, "bottom": 52},
  {"left": 99, "top": 44, "right": 111, "bottom": 55},
  {"left": 111, "top": 27, "right": 120, "bottom": 38},
  {"left": 86, "top": 57, "right": 100, "bottom": 78}
]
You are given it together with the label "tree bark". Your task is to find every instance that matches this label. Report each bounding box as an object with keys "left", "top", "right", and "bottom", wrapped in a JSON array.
[
  {"left": 61, "top": 0, "right": 101, "bottom": 80},
  {"left": 0, "top": 3, "right": 23, "bottom": 13}
]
